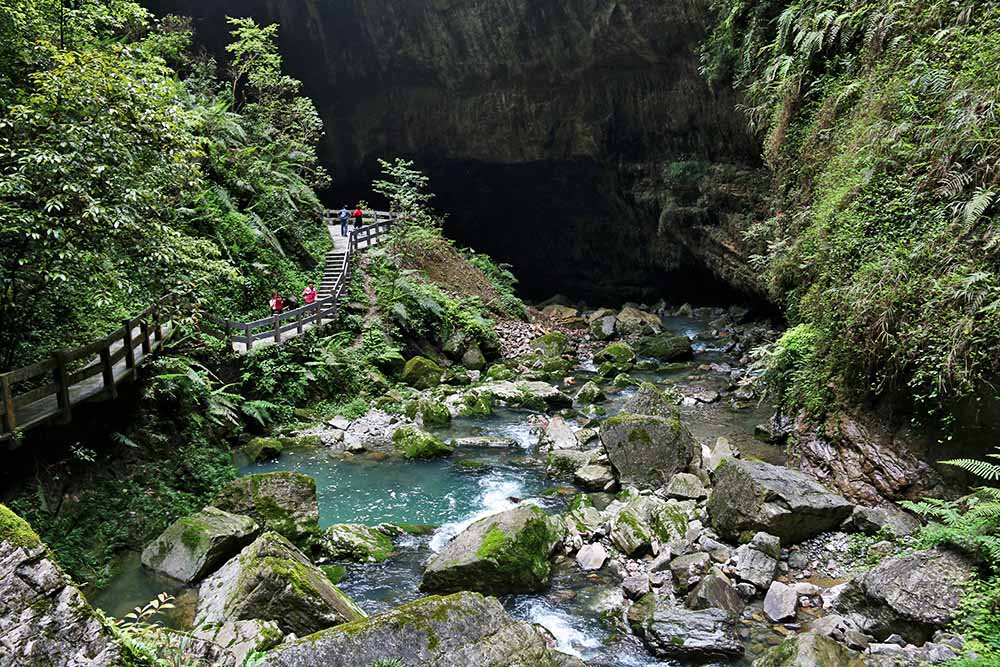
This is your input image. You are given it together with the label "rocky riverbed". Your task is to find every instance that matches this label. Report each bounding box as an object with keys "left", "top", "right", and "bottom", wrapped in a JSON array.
[{"left": 5, "top": 302, "right": 976, "bottom": 667}]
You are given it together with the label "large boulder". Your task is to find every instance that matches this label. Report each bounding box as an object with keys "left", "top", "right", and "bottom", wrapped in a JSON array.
[
  {"left": 0, "top": 505, "right": 144, "bottom": 667},
  {"left": 835, "top": 547, "right": 976, "bottom": 643},
  {"left": 732, "top": 533, "right": 780, "bottom": 590},
  {"left": 192, "top": 620, "right": 284, "bottom": 666},
  {"left": 609, "top": 495, "right": 688, "bottom": 557},
  {"left": 421, "top": 505, "right": 564, "bottom": 595},
  {"left": 392, "top": 425, "right": 454, "bottom": 459},
  {"left": 637, "top": 332, "right": 694, "bottom": 362},
  {"left": 141, "top": 507, "right": 259, "bottom": 583},
  {"left": 261, "top": 591, "right": 585, "bottom": 667},
  {"left": 402, "top": 356, "right": 445, "bottom": 389},
  {"left": 590, "top": 314, "right": 618, "bottom": 341},
  {"left": 621, "top": 382, "right": 679, "bottom": 418},
  {"left": 753, "top": 631, "right": 864, "bottom": 667},
  {"left": 317, "top": 524, "right": 395, "bottom": 563},
  {"left": 478, "top": 380, "right": 573, "bottom": 410},
  {"left": 574, "top": 463, "right": 616, "bottom": 491},
  {"left": 593, "top": 341, "right": 636, "bottom": 370},
  {"left": 707, "top": 460, "right": 854, "bottom": 544},
  {"left": 213, "top": 472, "right": 320, "bottom": 546},
  {"left": 628, "top": 593, "right": 743, "bottom": 660},
  {"left": 405, "top": 398, "right": 452, "bottom": 428},
  {"left": 529, "top": 331, "right": 571, "bottom": 357},
  {"left": 600, "top": 413, "right": 697, "bottom": 488},
  {"left": 575, "top": 381, "right": 606, "bottom": 404},
  {"left": 196, "top": 532, "right": 366, "bottom": 636},
  {"left": 616, "top": 306, "right": 663, "bottom": 336},
  {"left": 687, "top": 571, "right": 745, "bottom": 617},
  {"left": 538, "top": 415, "right": 579, "bottom": 450}
]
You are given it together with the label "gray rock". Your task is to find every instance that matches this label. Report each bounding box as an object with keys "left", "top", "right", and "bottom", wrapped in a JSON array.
[
  {"left": 576, "top": 381, "right": 606, "bottom": 404},
  {"left": 574, "top": 463, "right": 616, "bottom": 491},
  {"left": 0, "top": 507, "right": 133, "bottom": 667},
  {"left": 317, "top": 524, "right": 395, "bottom": 563},
  {"left": 141, "top": 507, "right": 259, "bottom": 584},
  {"left": 590, "top": 315, "right": 618, "bottom": 341},
  {"left": 600, "top": 412, "right": 696, "bottom": 489},
  {"left": 622, "top": 575, "right": 650, "bottom": 600},
  {"left": 539, "top": 415, "right": 579, "bottom": 450},
  {"left": 704, "top": 436, "right": 737, "bottom": 473},
  {"left": 421, "top": 505, "right": 564, "bottom": 594},
  {"left": 707, "top": 460, "right": 854, "bottom": 544},
  {"left": 620, "top": 382, "right": 679, "bottom": 418},
  {"left": 564, "top": 495, "right": 605, "bottom": 537},
  {"left": 749, "top": 531, "right": 782, "bottom": 559},
  {"left": 628, "top": 594, "right": 743, "bottom": 660},
  {"left": 637, "top": 332, "right": 693, "bottom": 362},
  {"left": 686, "top": 571, "right": 745, "bottom": 617},
  {"left": 478, "top": 380, "right": 573, "bottom": 410},
  {"left": 262, "top": 591, "right": 585, "bottom": 667},
  {"left": 664, "top": 472, "right": 707, "bottom": 500},
  {"left": 669, "top": 552, "right": 711, "bottom": 590},
  {"left": 192, "top": 620, "right": 283, "bottom": 666},
  {"left": 751, "top": 631, "right": 862, "bottom": 667},
  {"left": 849, "top": 503, "right": 921, "bottom": 538},
  {"left": 733, "top": 541, "right": 779, "bottom": 590},
  {"left": 835, "top": 547, "right": 975, "bottom": 643},
  {"left": 196, "top": 532, "right": 365, "bottom": 636},
  {"left": 763, "top": 581, "right": 798, "bottom": 622},
  {"left": 546, "top": 449, "right": 594, "bottom": 477},
  {"left": 451, "top": 436, "right": 519, "bottom": 448},
  {"left": 609, "top": 495, "right": 688, "bottom": 557},
  {"left": 576, "top": 543, "right": 608, "bottom": 571},
  {"left": 213, "top": 471, "right": 320, "bottom": 546}
]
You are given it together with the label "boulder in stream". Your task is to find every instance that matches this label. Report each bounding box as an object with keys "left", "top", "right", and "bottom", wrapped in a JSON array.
[
  {"left": 576, "top": 380, "right": 606, "bottom": 404},
  {"left": 196, "top": 531, "right": 366, "bottom": 636},
  {"left": 628, "top": 593, "right": 744, "bottom": 660},
  {"left": 392, "top": 425, "right": 454, "bottom": 459},
  {"left": 317, "top": 524, "right": 396, "bottom": 563},
  {"left": 620, "top": 382, "right": 681, "bottom": 418},
  {"left": 140, "top": 506, "right": 259, "bottom": 583},
  {"left": 593, "top": 341, "right": 636, "bottom": 371},
  {"left": 538, "top": 414, "right": 579, "bottom": 450},
  {"left": 574, "top": 463, "right": 616, "bottom": 491},
  {"left": 637, "top": 332, "right": 694, "bottom": 362},
  {"left": 261, "top": 591, "right": 585, "bottom": 667},
  {"left": 478, "top": 380, "right": 573, "bottom": 410},
  {"left": 609, "top": 494, "right": 689, "bottom": 557},
  {"left": 529, "top": 331, "right": 571, "bottom": 357},
  {"left": 616, "top": 306, "right": 663, "bottom": 336},
  {"left": 752, "top": 631, "right": 864, "bottom": 667},
  {"left": 600, "top": 412, "right": 697, "bottom": 489},
  {"left": 707, "top": 460, "right": 854, "bottom": 544},
  {"left": 213, "top": 471, "right": 320, "bottom": 547},
  {"left": 421, "top": 505, "right": 564, "bottom": 594}
]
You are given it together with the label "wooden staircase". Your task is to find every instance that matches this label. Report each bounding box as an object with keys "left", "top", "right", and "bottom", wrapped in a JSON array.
[{"left": 318, "top": 251, "right": 348, "bottom": 300}]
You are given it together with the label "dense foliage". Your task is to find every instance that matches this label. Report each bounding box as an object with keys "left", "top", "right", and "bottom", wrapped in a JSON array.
[
  {"left": 703, "top": 0, "right": 1000, "bottom": 424},
  {"left": 0, "top": 0, "right": 329, "bottom": 370}
]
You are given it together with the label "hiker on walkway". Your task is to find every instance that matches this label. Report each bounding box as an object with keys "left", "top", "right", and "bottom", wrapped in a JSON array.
[
  {"left": 339, "top": 205, "right": 350, "bottom": 236},
  {"left": 302, "top": 282, "right": 317, "bottom": 305},
  {"left": 269, "top": 291, "right": 284, "bottom": 316},
  {"left": 352, "top": 205, "right": 364, "bottom": 230}
]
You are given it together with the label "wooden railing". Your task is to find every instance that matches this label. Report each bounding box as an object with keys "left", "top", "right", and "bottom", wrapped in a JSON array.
[
  {"left": 204, "top": 296, "right": 339, "bottom": 349},
  {"left": 1, "top": 295, "right": 175, "bottom": 442}
]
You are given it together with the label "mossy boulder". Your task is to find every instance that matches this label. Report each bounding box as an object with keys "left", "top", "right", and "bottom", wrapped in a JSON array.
[
  {"left": 242, "top": 437, "right": 283, "bottom": 462},
  {"left": 402, "top": 356, "right": 445, "bottom": 389},
  {"left": 610, "top": 495, "right": 688, "bottom": 556},
  {"left": 621, "top": 382, "right": 680, "bottom": 417},
  {"left": 478, "top": 380, "right": 573, "bottom": 410},
  {"left": 262, "top": 591, "right": 587, "bottom": 667},
  {"left": 529, "top": 331, "right": 571, "bottom": 357},
  {"left": 404, "top": 397, "right": 452, "bottom": 428},
  {"left": 317, "top": 524, "right": 395, "bottom": 563},
  {"left": 615, "top": 306, "right": 663, "bottom": 336},
  {"left": 599, "top": 412, "right": 697, "bottom": 489},
  {"left": 706, "top": 460, "right": 854, "bottom": 544},
  {"left": 564, "top": 494, "right": 605, "bottom": 537},
  {"left": 575, "top": 381, "right": 606, "bottom": 404},
  {"left": 461, "top": 343, "right": 487, "bottom": 370},
  {"left": 421, "top": 505, "right": 565, "bottom": 595},
  {"left": 213, "top": 472, "right": 320, "bottom": 547},
  {"left": 628, "top": 594, "right": 743, "bottom": 660},
  {"left": 484, "top": 363, "right": 515, "bottom": 381},
  {"left": 594, "top": 341, "right": 636, "bottom": 369},
  {"left": 196, "top": 532, "right": 365, "bottom": 636},
  {"left": 455, "top": 390, "right": 495, "bottom": 417},
  {"left": 752, "top": 632, "right": 865, "bottom": 667},
  {"left": 392, "top": 425, "right": 454, "bottom": 459},
  {"left": 589, "top": 314, "right": 618, "bottom": 341},
  {"left": 637, "top": 332, "right": 694, "bottom": 362},
  {"left": 140, "top": 507, "right": 259, "bottom": 583}
]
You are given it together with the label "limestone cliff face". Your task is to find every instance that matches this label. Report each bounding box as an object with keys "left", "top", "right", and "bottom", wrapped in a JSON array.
[{"left": 148, "top": 0, "right": 765, "bottom": 301}]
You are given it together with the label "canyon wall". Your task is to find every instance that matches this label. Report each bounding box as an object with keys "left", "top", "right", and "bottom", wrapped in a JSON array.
[{"left": 148, "top": 0, "right": 766, "bottom": 301}]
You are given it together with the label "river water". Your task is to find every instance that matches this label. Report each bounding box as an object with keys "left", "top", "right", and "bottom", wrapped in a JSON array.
[{"left": 93, "top": 312, "right": 784, "bottom": 666}]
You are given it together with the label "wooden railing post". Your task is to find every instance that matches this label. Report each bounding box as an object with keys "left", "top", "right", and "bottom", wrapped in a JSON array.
[
  {"left": 273, "top": 315, "right": 281, "bottom": 343},
  {"left": 53, "top": 351, "right": 71, "bottom": 424},
  {"left": 152, "top": 307, "right": 163, "bottom": 345},
  {"left": 140, "top": 320, "right": 151, "bottom": 356},
  {"left": 100, "top": 345, "right": 117, "bottom": 400},
  {"left": 224, "top": 318, "right": 232, "bottom": 341},
  {"left": 122, "top": 321, "right": 136, "bottom": 370},
  {"left": 297, "top": 310, "right": 304, "bottom": 334},
  {"left": 1, "top": 373, "right": 16, "bottom": 435}
]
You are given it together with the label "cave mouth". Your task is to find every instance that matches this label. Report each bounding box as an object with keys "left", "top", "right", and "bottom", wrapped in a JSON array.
[{"left": 331, "top": 157, "right": 758, "bottom": 309}]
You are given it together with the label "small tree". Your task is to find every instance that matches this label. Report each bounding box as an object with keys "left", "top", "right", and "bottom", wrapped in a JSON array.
[{"left": 372, "top": 158, "right": 439, "bottom": 231}]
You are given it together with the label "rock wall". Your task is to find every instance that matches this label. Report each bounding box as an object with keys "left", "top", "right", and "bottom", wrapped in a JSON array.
[{"left": 145, "top": 0, "right": 767, "bottom": 301}]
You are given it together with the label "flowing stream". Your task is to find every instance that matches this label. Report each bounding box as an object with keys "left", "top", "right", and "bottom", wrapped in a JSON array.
[{"left": 93, "top": 311, "right": 785, "bottom": 666}]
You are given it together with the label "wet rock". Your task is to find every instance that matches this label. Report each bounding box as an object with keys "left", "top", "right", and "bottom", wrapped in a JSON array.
[
  {"left": 196, "top": 532, "right": 365, "bottom": 636},
  {"left": 628, "top": 594, "right": 743, "bottom": 660},
  {"left": 546, "top": 449, "right": 594, "bottom": 476},
  {"left": 317, "top": 524, "right": 396, "bottom": 563},
  {"left": 593, "top": 341, "right": 636, "bottom": 370},
  {"left": 669, "top": 552, "right": 711, "bottom": 590},
  {"left": 421, "top": 505, "right": 564, "bottom": 594},
  {"left": 539, "top": 415, "right": 579, "bottom": 450},
  {"left": 478, "top": 380, "right": 573, "bottom": 410},
  {"left": 835, "top": 547, "right": 975, "bottom": 643},
  {"left": 664, "top": 472, "right": 707, "bottom": 500},
  {"left": 707, "top": 460, "right": 854, "bottom": 544},
  {"left": 213, "top": 472, "right": 320, "bottom": 546},
  {"left": 576, "top": 543, "right": 609, "bottom": 571},
  {"left": 620, "top": 382, "right": 679, "bottom": 418},
  {"left": 752, "top": 631, "right": 862, "bottom": 667},
  {"left": 590, "top": 315, "right": 618, "bottom": 341},
  {"left": 243, "top": 437, "right": 283, "bottom": 462},
  {"left": 529, "top": 331, "right": 571, "bottom": 357},
  {"left": 192, "top": 620, "right": 284, "bottom": 666},
  {"left": 575, "top": 380, "right": 606, "bottom": 404},
  {"left": 404, "top": 398, "right": 452, "bottom": 428},
  {"left": 392, "top": 425, "right": 454, "bottom": 459},
  {"left": 616, "top": 306, "right": 663, "bottom": 336},
  {"left": 574, "top": 463, "right": 616, "bottom": 491},
  {"left": 451, "top": 436, "right": 518, "bottom": 448},
  {"left": 848, "top": 503, "right": 921, "bottom": 538},
  {"left": 461, "top": 343, "right": 487, "bottom": 370},
  {"left": 609, "top": 495, "right": 687, "bottom": 557},
  {"left": 704, "top": 436, "right": 737, "bottom": 473},
  {"left": 564, "top": 494, "right": 605, "bottom": 537},
  {"left": 262, "top": 591, "right": 585, "bottom": 667},
  {"left": 402, "top": 356, "right": 445, "bottom": 389},
  {"left": 637, "top": 332, "right": 693, "bottom": 362},
  {"left": 600, "top": 412, "right": 697, "bottom": 489},
  {"left": 622, "top": 575, "right": 650, "bottom": 600},
  {"left": 763, "top": 581, "right": 798, "bottom": 622},
  {"left": 141, "top": 507, "right": 259, "bottom": 583},
  {"left": 686, "top": 571, "right": 745, "bottom": 617},
  {"left": 0, "top": 506, "right": 137, "bottom": 667}
]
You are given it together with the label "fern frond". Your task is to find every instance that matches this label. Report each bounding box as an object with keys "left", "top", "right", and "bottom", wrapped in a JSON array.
[{"left": 943, "top": 456, "right": 1000, "bottom": 481}]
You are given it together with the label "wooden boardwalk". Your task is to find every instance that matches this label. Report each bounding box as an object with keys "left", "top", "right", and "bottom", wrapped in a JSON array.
[{"left": 0, "top": 211, "right": 395, "bottom": 444}]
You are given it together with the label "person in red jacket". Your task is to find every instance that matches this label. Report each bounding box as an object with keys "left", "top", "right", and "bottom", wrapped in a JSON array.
[
  {"left": 302, "top": 283, "right": 317, "bottom": 305},
  {"left": 269, "top": 291, "right": 283, "bottom": 315},
  {"left": 352, "top": 205, "right": 364, "bottom": 229}
]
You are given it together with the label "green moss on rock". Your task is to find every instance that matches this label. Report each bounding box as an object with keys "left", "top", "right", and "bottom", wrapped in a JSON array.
[
  {"left": 0, "top": 503, "right": 42, "bottom": 550},
  {"left": 392, "top": 426, "right": 454, "bottom": 459},
  {"left": 402, "top": 356, "right": 445, "bottom": 389},
  {"left": 243, "top": 437, "right": 283, "bottom": 462}
]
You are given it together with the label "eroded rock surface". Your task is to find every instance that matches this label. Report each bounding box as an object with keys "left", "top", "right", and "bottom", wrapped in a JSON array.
[{"left": 141, "top": 507, "right": 259, "bottom": 583}]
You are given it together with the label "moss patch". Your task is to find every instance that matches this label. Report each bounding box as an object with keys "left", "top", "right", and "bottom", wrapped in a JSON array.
[
  {"left": 0, "top": 504, "right": 42, "bottom": 550},
  {"left": 392, "top": 426, "right": 454, "bottom": 459}
]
